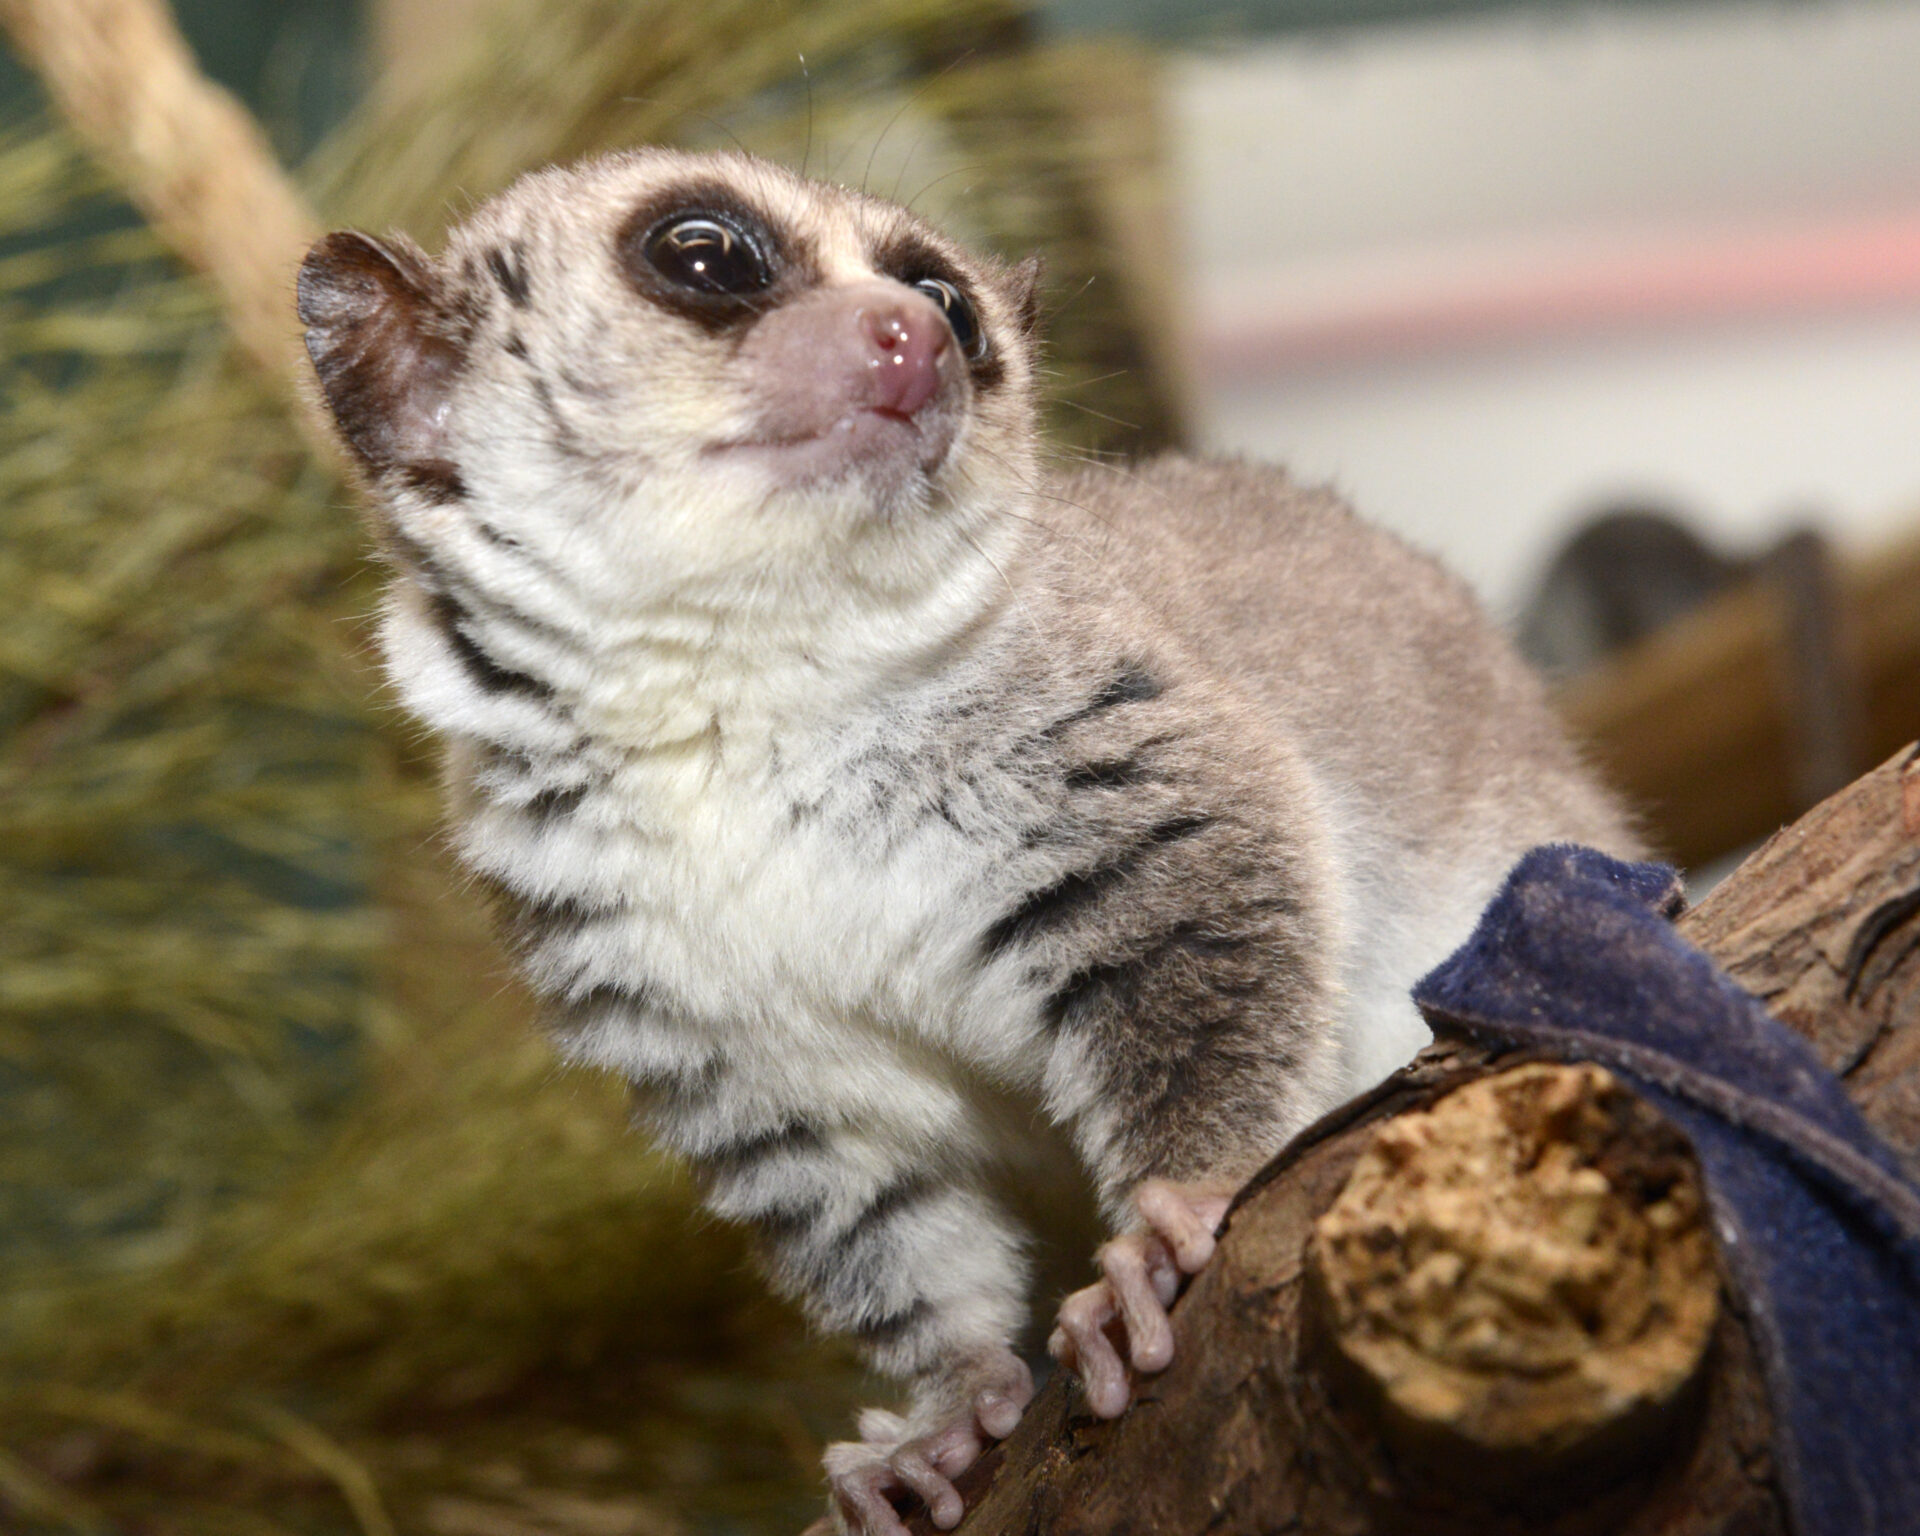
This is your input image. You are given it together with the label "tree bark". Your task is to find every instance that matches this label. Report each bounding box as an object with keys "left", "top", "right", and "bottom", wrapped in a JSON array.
[{"left": 910, "top": 742, "right": 1920, "bottom": 1535}]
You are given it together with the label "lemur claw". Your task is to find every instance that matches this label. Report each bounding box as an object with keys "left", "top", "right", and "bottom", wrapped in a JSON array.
[{"left": 1048, "top": 1177, "right": 1234, "bottom": 1418}]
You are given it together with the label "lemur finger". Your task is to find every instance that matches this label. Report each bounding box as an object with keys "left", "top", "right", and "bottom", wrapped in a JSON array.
[
  {"left": 1146, "top": 1231, "right": 1182, "bottom": 1305},
  {"left": 1052, "top": 1281, "right": 1131, "bottom": 1417},
  {"left": 831, "top": 1471, "right": 912, "bottom": 1536},
  {"left": 1099, "top": 1234, "right": 1176, "bottom": 1373},
  {"left": 914, "top": 1416, "right": 985, "bottom": 1479},
  {"left": 887, "top": 1445, "right": 964, "bottom": 1530},
  {"left": 973, "top": 1353, "right": 1034, "bottom": 1440},
  {"left": 1135, "top": 1179, "right": 1229, "bottom": 1273}
]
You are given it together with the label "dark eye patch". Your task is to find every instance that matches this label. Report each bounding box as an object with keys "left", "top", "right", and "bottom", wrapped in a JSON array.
[
  {"left": 615, "top": 182, "right": 805, "bottom": 333},
  {"left": 910, "top": 277, "right": 983, "bottom": 360}
]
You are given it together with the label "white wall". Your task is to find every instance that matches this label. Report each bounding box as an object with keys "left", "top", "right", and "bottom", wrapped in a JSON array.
[{"left": 1167, "top": 0, "right": 1920, "bottom": 617}]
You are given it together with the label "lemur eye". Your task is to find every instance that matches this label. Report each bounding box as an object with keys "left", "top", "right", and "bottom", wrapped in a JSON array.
[
  {"left": 644, "top": 215, "right": 770, "bottom": 295},
  {"left": 913, "top": 277, "right": 984, "bottom": 359}
]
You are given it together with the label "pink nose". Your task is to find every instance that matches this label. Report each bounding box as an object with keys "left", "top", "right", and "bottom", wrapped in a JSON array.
[{"left": 860, "top": 300, "right": 949, "bottom": 418}]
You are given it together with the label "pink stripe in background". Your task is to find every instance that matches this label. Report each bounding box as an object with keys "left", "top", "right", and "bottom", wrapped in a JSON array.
[{"left": 1193, "top": 209, "right": 1920, "bottom": 376}]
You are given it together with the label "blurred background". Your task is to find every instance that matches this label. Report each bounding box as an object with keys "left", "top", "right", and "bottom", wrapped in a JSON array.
[{"left": 1, "top": 0, "right": 1916, "bottom": 1532}]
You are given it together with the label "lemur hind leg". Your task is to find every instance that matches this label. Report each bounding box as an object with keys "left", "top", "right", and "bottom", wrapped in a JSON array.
[{"left": 1047, "top": 1178, "right": 1235, "bottom": 1418}]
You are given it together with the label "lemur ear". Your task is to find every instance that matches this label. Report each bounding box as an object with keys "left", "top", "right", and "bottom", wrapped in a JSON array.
[
  {"left": 298, "top": 230, "right": 461, "bottom": 478},
  {"left": 1009, "top": 254, "right": 1045, "bottom": 336}
]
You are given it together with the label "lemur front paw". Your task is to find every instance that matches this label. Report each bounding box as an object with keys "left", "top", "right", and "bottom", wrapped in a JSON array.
[
  {"left": 1047, "top": 1177, "right": 1234, "bottom": 1418},
  {"left": 825, "top": 1349, "right": 1033, "bottom": 1535}
]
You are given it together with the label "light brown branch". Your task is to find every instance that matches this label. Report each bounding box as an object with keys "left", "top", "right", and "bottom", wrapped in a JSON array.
[{"left": 0, "top": 0, "right": 334, "bottom": 458}]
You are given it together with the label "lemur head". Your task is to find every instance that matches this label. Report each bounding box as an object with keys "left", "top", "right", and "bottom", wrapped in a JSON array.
[{"left": 298, "top": 149, "right": 1044, "bottom": 637}]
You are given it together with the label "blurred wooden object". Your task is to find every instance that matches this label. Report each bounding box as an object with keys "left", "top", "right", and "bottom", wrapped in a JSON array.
[
  {"left": 1558, "top": 526, "right": 1920, "bottom": 870},
  {"left": 0, "top": 0, "right": 323, "bottom": 433}
]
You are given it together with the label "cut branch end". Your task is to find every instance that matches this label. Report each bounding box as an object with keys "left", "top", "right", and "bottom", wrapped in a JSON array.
[{"left": 1306, "top": 1062, "right": 1720, "bottom": 1495}]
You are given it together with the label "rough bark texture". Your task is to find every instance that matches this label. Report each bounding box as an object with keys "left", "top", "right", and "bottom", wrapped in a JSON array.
[
  {"left": 1676, "top": 743, "right": 1920, "bottom": 1179},
  {"left": 906, "top": 743, "right": 1920, "bottom": 1536}
]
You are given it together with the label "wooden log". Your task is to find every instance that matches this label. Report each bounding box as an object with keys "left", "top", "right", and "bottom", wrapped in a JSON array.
[
  {"left": 900, "top": 743, "right": 1920, "bottom": 1535},
  {"left": 1676, "top": 741, "right": 1920, "bottom": 1175}
]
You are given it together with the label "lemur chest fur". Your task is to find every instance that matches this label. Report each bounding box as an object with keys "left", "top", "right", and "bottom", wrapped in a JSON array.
[
  {"left": 578, "top": 734, "right": 1027, "bottom": 1042},
  {"left": 458, "top": 613, "right": 1236, "bottom": 1099}
]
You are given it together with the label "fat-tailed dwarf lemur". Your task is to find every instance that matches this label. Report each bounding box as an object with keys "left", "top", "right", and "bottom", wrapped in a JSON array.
[{"left": 298, "top": 147, "right": 1640, "bottom": 1534}]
